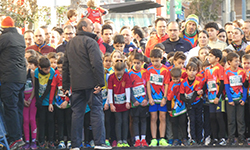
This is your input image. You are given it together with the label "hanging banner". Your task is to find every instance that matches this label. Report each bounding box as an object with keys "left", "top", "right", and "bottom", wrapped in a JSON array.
[{"left": 167, "top": 0, "right": 182, "bottom": 15}]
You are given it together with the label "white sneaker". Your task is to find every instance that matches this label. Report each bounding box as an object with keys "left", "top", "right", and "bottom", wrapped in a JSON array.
[
  {"left": 90, "top": 140, "right": 95, "bottom": 147},
  {"left": 94, "top": 144, "right": 112, "bottom": 149},
  {"left": 205, "top": 136, "right": 211, "bottom": 146},
  {"left": 70, "top": 148, "right": 80, "bottom": 150},
  {"left": 58, "top": 141, "right": 66, "bottom": 149},
  {"left": 67, "top": 141, "right": 71, "bottom": 149}
]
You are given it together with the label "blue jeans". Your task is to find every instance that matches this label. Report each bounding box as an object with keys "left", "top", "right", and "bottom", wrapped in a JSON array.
[
  {"left": 1, "top": 82, "right": 24, "bottom": 142},
  {"left": 71, "top": 89, "right": 105, "bottom": 148}
]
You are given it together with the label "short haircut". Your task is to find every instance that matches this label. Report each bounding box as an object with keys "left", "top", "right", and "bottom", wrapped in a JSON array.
[
  {"left": 132, "top": 52, "right": 144, "bottom": 62},
  {"left": 63, "top": 25, "right": 76, "bottom": 33},
  {"left": 24, "top": 30, "right": 34, "bottom": 35},
  {"left": 153, "top": 43, "right": 165, "bottom": 51},
  {"left": 53, "top": 27, "right": 63, "bottom": 36},
  {"left": 242, "top": 54, "right": 250, "bottom": 60},
  {"left": 57, "top": 52, "right": 64, "bottom": 58},
  {"left": 132, "top": 27, "right": 144, "bottom": 38},
  {"left": 224, "top": 22, "right": 233, "bottom": 28},
  {"left": 67, "top": 9, "right": 77, "bottom": 20},
  {"left": 150, "top": 49, "right": 162, "bottom": 58},
  {"left": 186, "top": 62, "right": 198, "bottom": 71},
  {"left": 222, "top": 49, "right": 233, "bottom": 54},
  {"left": 209, "top": 49, "right": 222, "bottom": 61},
  {"left": 114, "top": 62, "right": 126, "bottom": 71},
  {"left": 47, "top": 52, "right": 58, "bottom": 60},
  {"left": 40, "top": 25, "right": 49, "bottom": 29},
  {"left": 173, "top": 51, "right": 186, "bottom": 61},
  {"left": 113, "top": 34, "right": 125, "bottom": 44},
  {"left": 227, "top": 52, "right": 239, "bottom": 62},
  {"left": 167, "top": 52, "right": 175, "bottom": 60},
  {"left": 119, "top": 26, "right": 130, "bottom": 33},
  {"left": 57, "top": 57, "right": 64, "bottom": 65},
  {"left": 101, "top": 24, "right": 113, "bottom": 35},
  {"left": 39, "top": 56, "right": 51, "bottom": 68},
  {"left": 77, "top": 18, "right": 88, "bottom": 31},
  {"left": 199, "top": 30, "right": 209, "bottom": 38},
  {"left": 155, "top": 17, "right": 167, "bottom": 27},
  {"left": 170, "top": 67, "right": 182, "bottom": 78},
  {"left": 205, "top": 22, "right": 219, "bottom": 31},
  {"left": 27, "top": 56, "right": 38, "bottom": 67},
  {"left": 26, "top": 49, "right": 37, "bottom": 57}
]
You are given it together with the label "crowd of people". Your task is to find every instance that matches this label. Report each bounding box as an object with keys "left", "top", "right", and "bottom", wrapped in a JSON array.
[{"left": 1, "top": 4, "right": 250, "bottom": 150}]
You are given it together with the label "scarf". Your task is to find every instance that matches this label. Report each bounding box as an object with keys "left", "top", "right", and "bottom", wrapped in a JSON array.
[
  {"left": 35, "top": 42, "right": 46, "bottom": 53},
  {"left": 231, "top": 41, "right": 243, "bottom": 51}
]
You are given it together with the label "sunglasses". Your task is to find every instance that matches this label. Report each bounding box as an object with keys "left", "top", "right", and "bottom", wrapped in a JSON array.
[{"left": 116, "top": 59, "right": 123, "bottom": 62}]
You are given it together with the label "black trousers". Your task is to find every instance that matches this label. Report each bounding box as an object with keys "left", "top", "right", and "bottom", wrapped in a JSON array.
[{"left": 170, "top": 113, "right": 187, "bottom": 140}]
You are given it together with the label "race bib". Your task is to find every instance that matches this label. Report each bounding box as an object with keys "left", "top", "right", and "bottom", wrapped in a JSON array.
[
  {"left": 114, "top": 93, "right": 126, "bottom": 104},
  {"left": 58, "top": 86, "right": 65, "bottom": 97},
  {"left": 102, "top": 89, "right": 108, "bottom": 100},
  {"left": 185, "top": 91, "right": 194, "bottom": 100},
  {"left": 150, "top": 73, "right": 164, "bottom": 85},
  {"left": 25, "top": 79, "right": 33, "bottom": 92},
  {"left": 207, "top": 80, "right": 216, "bottom": 92},
  {"left": 133, "top": 85, "right": 146, "bottom": 98},
  {"left": 229, "top": 75, "right": 242, "bottom": 86}
]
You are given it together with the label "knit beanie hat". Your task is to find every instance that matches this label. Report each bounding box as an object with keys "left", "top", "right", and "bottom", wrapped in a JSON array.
[
  {"left": 185, "top": 14, "right": 199, "bottom": 28},
  {"left": 1, "top": 16, "right": 14, "bottom": 28}
]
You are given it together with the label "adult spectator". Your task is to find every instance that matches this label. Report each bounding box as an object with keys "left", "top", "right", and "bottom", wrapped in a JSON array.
[
  {"left": 131, "top": 27, "right": 147, "bottom": 52},
  {"left": 162, "top": 21, "right": 192, "bottom": 54},
  {"left": 142, "top": 27, "right": 149, "bottom": 40},
  {"left": 225, "top": 23, "right": 234, "bottom": 45},
  {"left": 56, "top": 25, "right": 75, "bottom": 53},
  {"left": 217, "top": 29, "right": 227, "bottom": 43},
  {"left": 226, "top": 28, "right": 248, "bottom": 51},
  {"left": 205, "top": 22, "right": 227, "bottom": 50},
  {"left": 179, "top": 14, "right": 199, "bottom": 48},
  {"left": 242, "top": 21, "right": 250, "bottom": 42},
  {"left": 94, "top": 22, "right": 107, "bottom": 54},
  {"left": 24, "top": 30, "right": 34, "bottom": 48},
  {"left": 50, "top": 28, "right": 62, "bottom": 49},
  {"left": 101, "top": 24, "right": 113, "bottom": 53},
  {"left": 120, "top": 27, "right": 136, "bottom": 54},
  {"left": 26, "top": 28, "right": 56, "bottom": 55},
  {"left": 63, "top": 18, "right": 111, "bottom": 150},
  {"left": 145, "top": 18, "right": 169, "bottom": 57},
  {"left": 0, "top": 16, "right": 26, "bottom": 149},
  {"left": 40, "top": 25, "right": 51, "bottom": 45}
]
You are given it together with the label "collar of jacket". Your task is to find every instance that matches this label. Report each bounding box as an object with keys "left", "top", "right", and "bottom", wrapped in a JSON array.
[
  {"left": 2, "top": 27, "right": 18, "bottom": 34},
  {"left": 76, "top": 30, "right": 98, "bottom": 41},
  {"left": 166, "top": 37, "right": 182, "bottom": 44}
]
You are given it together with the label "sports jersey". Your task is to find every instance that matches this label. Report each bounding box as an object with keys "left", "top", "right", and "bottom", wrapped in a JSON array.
[
  {"left": 108, "top": 72, "right": 132, "bottom": 112},
  {"left": 168, "top": 65, "right": 188, "bottom": 79},
  {"left": 183, "top": 32, "right": 198, "bottom": 48},
  {"left": 204, "top": 63, "right": 224, "bottom": 103},
  {"left": 82, "top": 7, "right": 106, "bottom": 24},
  {"left": 34, "top": 67, "right": 55, "bottom": 106},
  {"left": 146, "top": 65, "right": 169, "bottom": 103},
  {"left": 167, "top": 80, "right": 186, "bottom": 117},
  {"left": 128, "top": 68, "right": 147, "bottom": 108},
  {"left": 180, "top": 77, "right": 202, "bottom": 105},
  {"left": 224, "top": 67, "right": 247, "bottom": 102}
]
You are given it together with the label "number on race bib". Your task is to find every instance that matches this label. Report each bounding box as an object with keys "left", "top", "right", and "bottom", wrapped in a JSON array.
[
  {"left": 207, "top": 80, "right": 217, "bottom": 92},
  {"left": 150, "top": 73, "right": 164, "bottom": 85},
  {"left": 229, "top": 75, "right": 242, "bottom": 87},
  {"left": 114, "top": 93, "right": 126, "bottom": 104},
  {"left": 133, "top": 85, "right": 146, "bottom": 98}
]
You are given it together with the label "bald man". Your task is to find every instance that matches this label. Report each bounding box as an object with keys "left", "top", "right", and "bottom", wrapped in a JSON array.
[
  {"left": 120, "top": 28, "right": 136, "bottom": 53},
  {"left": 26, "top": 28, "right": 56, "bottom": 55}
]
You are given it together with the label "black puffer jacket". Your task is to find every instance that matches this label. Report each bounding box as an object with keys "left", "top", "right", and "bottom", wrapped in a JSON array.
[
  {"left": 63, "top": 30, "right": 104, "bottom": 91},
  {"left": 0, "top": 28, "right": 26, "bottom": 84}
]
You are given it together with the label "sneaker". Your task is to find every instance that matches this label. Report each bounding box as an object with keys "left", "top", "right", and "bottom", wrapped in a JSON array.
[
  {"left": 117, "top": 142, "right": 123, "bottom": 147},
  {"left": 30, "top": 142, "right": 38, "bottom": 150},
  {"left": 168, "top": 139, "right": 173, "bottom": 145},
  {"left": 190, "top": 140, "right": 198, "bottom": 146},
  {"left": 182, "top": 139, "right": 189, "bottom": 146},
  {"left": 238, "top": 138, "right": 246, "bottom": 146},
  {"left": 111, "top": 140, "right": 117, "bottom": 147},
  {"left": 172, "top": 139, "right": 179, "bottom": 146},
  {"left": 39, "top": 142, "right": 45, "bottom": 149},
  {"left": 140, "top": 139, "right": 148, "bottom": 147},
  {"left": 58, "top": 141, "right": 66, "bottom": 149},
  {"left": 48, "top": 142, "right": 56, "bottom": 149},
  {"left": 10, "top": 139, "right": 25, "bottom": 150},
  {"left": 227, "top": 138, "right": 236, "bottom": 146},
  {"left": 22, "top": 142, "right": 30, "bottom": 150},
  {"left": 105, "top": 140, "right": 110, "bottom": 147},
  {"left": 219, "top": 138, "right": 226, "bottom": 146},
  {"left": 134, "top": 140, "right": 141, "bottom": 147},
  {"left": 209, "top": 139, "right": 218, "bottom": 146},
  {"left": 67, "top": 141, "right": 71, "bottom": 149},
  {"left": 159, "top": 138, "right": 170, "bottom": 146},
  {"left": 247, "top": 138, "right": 250, "bottom": 145},
  {"left": 204, "top": 136, "right": 211, "bottom": 146},
  {"left": 149, "top": 139, "right": 158, "bottom": 147},
  {"left": 80, "top": 143, "right": 84, "bottom": 148},
  {"left": 84, "top": 143, "right": 91, "bottom": 148},
  {"left": 122, "top": 143, "right": 130, "bottom": 147},
  {"left": 90, "top": 140, "right": 95, "bottom": 147},
  {"left": 94, "top": 144, "right": 112, "bottom": 149}
]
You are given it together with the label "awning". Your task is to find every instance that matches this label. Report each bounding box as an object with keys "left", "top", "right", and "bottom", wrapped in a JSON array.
[{"left": 80, "top": 1, "right": 163, "bottom": 13}]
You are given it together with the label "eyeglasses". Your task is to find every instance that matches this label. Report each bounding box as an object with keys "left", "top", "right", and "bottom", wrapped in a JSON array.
[{"left": 116, "top": 59, "right": 123, "bottom": 62}]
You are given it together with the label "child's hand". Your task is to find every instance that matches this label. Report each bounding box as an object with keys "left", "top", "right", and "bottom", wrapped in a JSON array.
[
  {"left": 126, "top": 102, "right": 130, "bottom": 109},
  {"left": 213, "top": 97, "right": 219, "bottom": 104},
  {"left": 134, "top": 101, "right": 139, "bottom": 107},
  {"left": 239, "top": 100, "right": 245, "bottom": 106},
  {"left": 60, "top": 101, "right": 68, "bottom": 109},
  {"left": 110, "top": 104, "right": 116, "bottom": 112},
  {"left": 149, "top": 98, "right": 155, "bottom": 106},
  {"left": 168, "top": 111, "right": 172, "bottom": 114},
  {"left": 160, "top": 98, "right": 166, "bottom": 107},
  {"left": 24, "top": 100, "right": 30, "bottom": 107},
  {"left": 48, "top": 104, "right": 54, "bottom": 112},
  {"left": 141, "top": 99, "right": 148, "bottom": 106},
  {"left": 229, "top": 101, "right": 235, "bottom": 106},
  {"left": 104, "top": 104, "right": 109, "bottom": 110},
  {"left": 197, "top": 90, "right": 203, "bottom": 95}
]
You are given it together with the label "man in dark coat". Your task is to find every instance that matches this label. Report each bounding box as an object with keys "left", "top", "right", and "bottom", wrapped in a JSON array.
[
  {"left": 0, "top": 16, "right": 26, "bottom": 150},
  {"left": 63, "top": 18, "right": 111, "bottom": 150}
]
